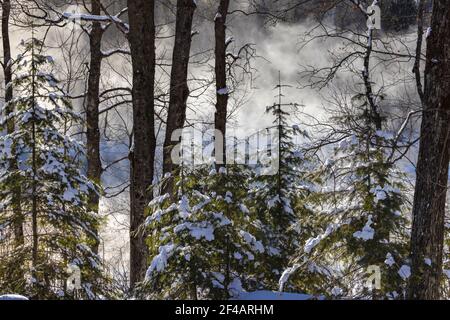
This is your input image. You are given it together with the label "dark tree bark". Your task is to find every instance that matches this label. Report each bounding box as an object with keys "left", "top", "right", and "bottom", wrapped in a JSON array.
[
  {"left": 85, "top": 0, "right": 104, "bottom": 255},
  {"left": 409, "top": 0, "right": 450, "bottom": 300},
  {"left": 413, "top": 0, "right": 425, "bottom": 103},
  {"left": 1, "top": 0, "right": 12, "bottom": 105},
  {"left": 214, "top": 0, "right": 230, "bottom": 170},
  {"left": 162, "top": 0, "right": 196, "bottom": 191},
  {"left": 2, "top": 0, "right": 24, "bottom": 247},
  {"left": 363, "top": 27, "right": 382, "bottom": 131},
  {"left": 30, "top": 35, "right": 39, "bottom": 291},
  {"left": 127, "top": 0, "right": 156, "bottom": 289}
]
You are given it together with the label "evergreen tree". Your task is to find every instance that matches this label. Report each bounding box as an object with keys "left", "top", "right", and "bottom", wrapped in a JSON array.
[
  {"left": 293, "top": 96, "right": 411, "bottom": 299},
  {"left": 248, "top": 74, "right": 315, "bottom": 291},
  {"left": 0, "top": 37, "right": 107, "bottom": 299},
  {"left": 143, "top": 150, "right": 265, "bottom": 299}
]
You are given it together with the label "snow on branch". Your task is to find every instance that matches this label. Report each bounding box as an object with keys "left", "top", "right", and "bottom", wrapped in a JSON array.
[{"left": 62, "top": 10, "right": 129, "bottom": 34}]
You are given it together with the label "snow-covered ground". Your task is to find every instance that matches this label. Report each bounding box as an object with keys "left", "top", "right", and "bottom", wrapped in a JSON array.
[
  {"left": 235, "top": 291, "right": 324, "bottom": 300},
  {"left": 0, "top": 294, "right": 29, "bottom": 300},
  {"left": 0, "top": 292, "right": 321, "bottom": 301}
]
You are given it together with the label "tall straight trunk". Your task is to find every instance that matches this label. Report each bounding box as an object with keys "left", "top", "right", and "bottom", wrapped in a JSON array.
[
  {"left": 409, "top": 0, "right": 450, "bottom": 300},
  {"left": 162, "top": 0, "right": 196, "bottom": 191},
  {"left": 86, "top": 0, "right": 104, "bottom": 255},
  {"left": 2, "top": 0, "right": 24, "bottom": 247},
  {"left": 413, "top": 0, "right": 425, "bottom": 103},
  {"left": 128, "top": 0, "right": 156, "bottom": 289},
  {"left": 30, "top": 33, "right": 39, "bottom": 290},
  {"left": 214, "top": 0, "right": 230, "bottom": 170},
  {"left": 363, "top": 27, "right": 382, "bottom": 131},
  {"left": 1, "top": 0, "right": 12, "bottom": 123}
]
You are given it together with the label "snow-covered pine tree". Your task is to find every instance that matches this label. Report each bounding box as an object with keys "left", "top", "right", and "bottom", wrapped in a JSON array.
[
  {"left": 0, "top": 37, "right": 107, "bottom": 299},
  {"left": 142, "top": 149, "right": 265, "bottom": 299},
  {"left": 247, "top": 74, "right": 315, "bottom": 291},
  {"left": 293, "top": 95, "right": 411, "bottom": 299},
  {"left": 280, "top": 13, "right": 414, "bottom": 298}
]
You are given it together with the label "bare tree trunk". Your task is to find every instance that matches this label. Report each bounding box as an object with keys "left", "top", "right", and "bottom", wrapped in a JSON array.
[
  {"left": 30, "top": 32, "right": 39, "bottom": 293},
  {"left": 162, "top": 0, "right": 196, "bottom": 192},
  {"left": 409, "top": 0, "right": 450, "bottom": 300},
  {"left": 2, "top": 0, "right": 24, "bottom": 248},
  {"left": 413, "top": 0, "right": 425, "bottom": 103},
  {"left": 128, "top": 0, "right": 156, "bottom": 289},
  {"left": 86, "top": 0, "right": 104, "bottom": 255},
  {"left": 214, "top": 0, "right": 230, "bottom": 170},
  {"left": 1, "top": 0, "right": 12, "bottom": 128},
  {"left": 363, "top": 27, "right": 382, "bottom": 131},
  {"left": 2, "top": 0, "right": 25, "bottom": 294}
]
